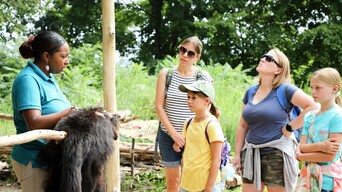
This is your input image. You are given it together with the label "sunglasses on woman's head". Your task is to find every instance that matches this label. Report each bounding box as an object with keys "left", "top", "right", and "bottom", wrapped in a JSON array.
[
  {"left": 179, "top": 46, "right": 197, "bottom": 58},
  {"left": 261, "top": 54, "right": 281, "bottom": 67}
]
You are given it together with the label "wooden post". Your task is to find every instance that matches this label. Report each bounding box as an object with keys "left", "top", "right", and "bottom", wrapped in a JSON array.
[
  {"left": 102, "top": 0, "right": 120, "bottom": 191},
  {"left": 131, "top": 138, "right": 135, "bottom": 177}
]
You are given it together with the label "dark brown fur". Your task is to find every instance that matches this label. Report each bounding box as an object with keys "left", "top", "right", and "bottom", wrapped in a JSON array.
[{"left": 38, "top": 107, "right": 119, "bottom": 192}]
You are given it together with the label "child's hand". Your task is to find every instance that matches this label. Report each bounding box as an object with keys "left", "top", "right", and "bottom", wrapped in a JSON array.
[
  {"left": 173, "top": 142, "right": 181, "bottom": 152},
  {"left": 320, "top": 138, "right": 341, "bottom": 154}
]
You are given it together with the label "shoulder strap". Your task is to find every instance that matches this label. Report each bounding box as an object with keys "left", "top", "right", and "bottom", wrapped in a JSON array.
[
  {"left": 186, "top": 117, "right": 213, "bottom": 145},
  {"left": 204, "top": 120, "right": 216, "bottom": 144},
  {"left": 167, "top": 67, "right": 201, "bottom": 90},
  {"left": 195, "top": 67, "right": 203, "bottom": 80},
  {"left": 185, "top": 116, "right": 194, "bottom": 131},
  {"left": 165, "top": 68, "right": 174, "bottom": 92},
  {"left": 246, "top": 84, "right": 259, "bottom": 102},
  {"left": 276, "top": 83, "right": 292, "bottom": 113},
  {"left": 164, "top": 68, "right": 175, "bottom": 99}
]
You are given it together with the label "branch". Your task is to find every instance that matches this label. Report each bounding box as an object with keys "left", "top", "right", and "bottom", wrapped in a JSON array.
[
  {"left": 0, "top": 113, "right": 13, "bottom": 120},
  {"left": 0, "top": 130, "right": 67, "bottom": 147}
]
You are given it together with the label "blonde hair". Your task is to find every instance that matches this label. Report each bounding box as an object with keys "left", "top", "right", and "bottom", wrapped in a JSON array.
[
  {"left": 312, "top": 67, "right": 342, "bottom": 107},
  {"left": 179, "top": 36, "right": 203, "bottom": 55},
  {"left": 258, "top": 48, "right": 291, "bottom": 88}
]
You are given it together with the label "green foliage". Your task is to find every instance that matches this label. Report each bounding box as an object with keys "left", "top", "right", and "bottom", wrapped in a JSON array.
[
  {"left": 49, "top": 43, "right": 104, "bottom": 107},
  {"left": 116, "top": 63, "right": 157, "bottom": 120},
  {"left": 35, "top": 0, "right": 103, "bottom": 47},
  {"left": 154, "top": 55, "right": 177, "bottom": 73},
  {"left": 3, "top": 0, "right": 342, "bottom": 86},
  {"left": 0, "top": 39, "right": 26, "bottom": 98},
  {"left": 0, "top": 0, "right": 52, "bottom": 41},
  {"left": 121, "top": 169, "right": 166, "bottom": 191},
  {"left": 0, "top": 40, "right": 25, "bottom": 136},
  {"left": 206, "top": 64, "right": 253, "bottom": 143},
  {"left": 66, "top": 43, "right": 104, "bottom": 89},
  {"left": 0, "top": 96, "right": 15, "bottom": 136},
  {"left": 292, "top": 22, "right": 342, "bottom": 84},
  {"left": 57, "top": 66, "right": 103, "bottom": 108}
]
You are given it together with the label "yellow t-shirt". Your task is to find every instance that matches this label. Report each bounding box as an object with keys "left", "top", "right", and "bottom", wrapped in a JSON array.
[{"left": 181, "top": 115, "right": 224, "bottom": 191}]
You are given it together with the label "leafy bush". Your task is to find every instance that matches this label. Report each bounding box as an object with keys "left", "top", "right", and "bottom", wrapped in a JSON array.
[
  {"left": 121, "top": 169, "right": 166, "bottom": 191},
  {"left": 0, "top": 95, "right": 14, "bottom": 136},
  {"left": 0, "top": 39, "right": 26, "bottom": 98},
  {"left": 116, "top": 63, "right": 157, "bottom": 120},
  {"left": 57, "top": 65, "right": 103, "bottom": 108}
]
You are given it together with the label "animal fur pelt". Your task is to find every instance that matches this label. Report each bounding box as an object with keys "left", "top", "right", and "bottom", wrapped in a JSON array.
[{"left": 38, "top": 107, "right": 119, "bottom": 192}]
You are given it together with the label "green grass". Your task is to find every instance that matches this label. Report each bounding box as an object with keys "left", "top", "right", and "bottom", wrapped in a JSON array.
[
  {"left": 121, "top": 168, "right": 243, "bottom": 191},
  {"left": 0, "top": 96, "right": 15, "bottom": 136}
]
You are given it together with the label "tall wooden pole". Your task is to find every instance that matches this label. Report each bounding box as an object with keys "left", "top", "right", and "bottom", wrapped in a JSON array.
[{"left": 102, "top": 0, "right": 120, "bottom": 191}]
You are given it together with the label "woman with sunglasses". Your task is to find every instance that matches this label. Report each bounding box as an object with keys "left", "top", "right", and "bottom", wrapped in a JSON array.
[
  {"left": 233, "top": 48, "right": 318, "bottom": 192},
  {"left": 155, "top": 36, "right": 213, "bottom": 192}
]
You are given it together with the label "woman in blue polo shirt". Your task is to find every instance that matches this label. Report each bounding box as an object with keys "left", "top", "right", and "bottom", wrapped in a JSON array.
[{"left": 11, "top": 31, "right": 76, "bottom": 192}]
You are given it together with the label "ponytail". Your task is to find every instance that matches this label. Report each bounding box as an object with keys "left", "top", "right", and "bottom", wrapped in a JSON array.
[
  {"left": 209, "top": 103, "right": 220, "bottom": 119},
  {"left": 19, "top": 35, "right": 35, "bottom": 59}
]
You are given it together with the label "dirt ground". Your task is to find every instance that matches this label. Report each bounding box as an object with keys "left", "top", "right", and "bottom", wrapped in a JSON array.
[
  {"left": 0, "top": 181, "right": 20, "bottom": 192},
  {"left": 119, "top": 119, "right": 159, "bottom": 141}
]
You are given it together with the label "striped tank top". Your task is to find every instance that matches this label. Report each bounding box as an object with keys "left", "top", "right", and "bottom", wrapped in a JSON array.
[{"left": 161, "top": 67, "right": 213, "bottom": 134}]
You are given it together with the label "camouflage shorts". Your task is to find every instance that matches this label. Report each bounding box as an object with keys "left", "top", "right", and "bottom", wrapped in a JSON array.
[{"left": 240, "top": 149, "right": 285, "bottom": 187}]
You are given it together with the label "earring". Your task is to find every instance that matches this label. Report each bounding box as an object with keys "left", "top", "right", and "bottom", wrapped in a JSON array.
[{"left": 45, "top": 64, "right": 50, "bottom": 72}]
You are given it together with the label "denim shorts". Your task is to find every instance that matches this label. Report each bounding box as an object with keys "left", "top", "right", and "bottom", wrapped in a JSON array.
[{"left": 158, "top": 129, "right": 182, "bottom": 167}]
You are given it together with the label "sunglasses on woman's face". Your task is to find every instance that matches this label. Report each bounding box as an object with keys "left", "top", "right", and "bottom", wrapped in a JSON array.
[
  {"left": 261, "top": 54, "right": 281, "bottom": 67},
  {"left": 179, "top": 46, "right": 197, "bottom": 58}
]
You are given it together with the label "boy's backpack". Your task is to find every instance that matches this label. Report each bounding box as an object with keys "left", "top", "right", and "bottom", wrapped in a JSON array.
[
  {"left": 153, "top": 67, "right": 203, "bottom": 162},
  {"left": 185, "top": 117, "right": 231, "bottom": 170},
  {"left": 246, "top": 83, "right": 302, "bottom": 142}
]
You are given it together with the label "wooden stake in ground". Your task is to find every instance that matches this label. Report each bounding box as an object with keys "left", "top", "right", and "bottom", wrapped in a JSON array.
[{"left": 102, "top": 0, "right": 120, "bottom": 191}]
